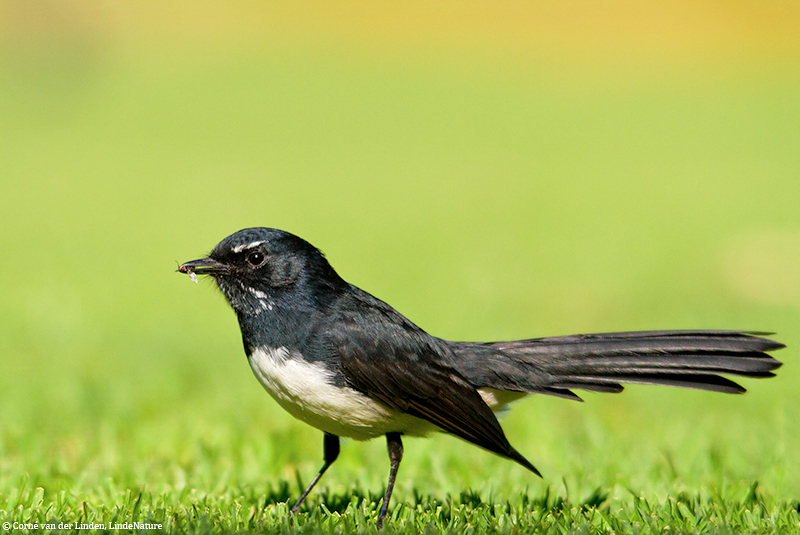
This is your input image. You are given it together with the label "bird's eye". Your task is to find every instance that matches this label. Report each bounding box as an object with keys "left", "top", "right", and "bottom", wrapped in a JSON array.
[{"left": 246, "top": 251, "right": 266, "bottom": 267}]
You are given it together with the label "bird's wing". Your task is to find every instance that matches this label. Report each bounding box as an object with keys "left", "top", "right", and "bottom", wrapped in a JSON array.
[{"left": 329, "top": 288, "right": 540, "bottom": 475}]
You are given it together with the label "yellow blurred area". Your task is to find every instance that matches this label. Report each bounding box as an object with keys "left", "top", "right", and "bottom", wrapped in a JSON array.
[{"left": 2, "top": 0, "right": 799, "bottom": 59}]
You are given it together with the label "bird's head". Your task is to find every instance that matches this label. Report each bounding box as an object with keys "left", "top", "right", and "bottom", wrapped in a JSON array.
[{"left": 179, "top": 227, "right": 346, "bottom": 317}]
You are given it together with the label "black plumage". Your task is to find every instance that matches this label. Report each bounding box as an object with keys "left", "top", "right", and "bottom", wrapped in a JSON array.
[
  {"left": 179, "top": 227, "right": 784, "bottom": 529},
  {"left": 452, "top": 330, "right": 783, "bottom": 400}
]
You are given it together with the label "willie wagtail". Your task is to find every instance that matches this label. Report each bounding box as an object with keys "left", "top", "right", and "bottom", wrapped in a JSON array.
[{"left": 179, "top": 227, "right": 784, "bottom": 529}]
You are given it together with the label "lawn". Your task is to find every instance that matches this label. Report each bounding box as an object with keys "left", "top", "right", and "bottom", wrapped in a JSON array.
[{"left": 1, "top": 2, "right": 799, "bottom": 533}]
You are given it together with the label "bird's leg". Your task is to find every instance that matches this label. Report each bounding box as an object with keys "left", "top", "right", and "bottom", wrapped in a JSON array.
[
  {"left": 290, "top": 433, "right": 340, "bottom": 515},
  {"left": 376, "top": 432, "right": 403, "bottom": 530}
]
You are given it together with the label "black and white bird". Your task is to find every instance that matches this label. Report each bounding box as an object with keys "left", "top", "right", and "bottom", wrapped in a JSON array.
[{"left": 179, "top": 227, "right": 783, "bottom": 529}]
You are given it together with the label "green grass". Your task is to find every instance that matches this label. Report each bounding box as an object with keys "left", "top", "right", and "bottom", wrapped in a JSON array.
[
  {"left": 1, "top": 3, "right": 800, "bottom": 533},
  {"left": 2, "top": 482, "right": 798, "bottom": 534}
]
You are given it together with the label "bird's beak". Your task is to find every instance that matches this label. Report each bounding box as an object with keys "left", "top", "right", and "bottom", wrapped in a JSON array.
[{"left": 178, "top": 257, "right": 228, "bottom": 276}]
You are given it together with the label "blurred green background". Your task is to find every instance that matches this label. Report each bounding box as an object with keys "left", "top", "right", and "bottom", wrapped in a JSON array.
[{"left": 1, "top": 0, "right": 798, "bottom": 510}]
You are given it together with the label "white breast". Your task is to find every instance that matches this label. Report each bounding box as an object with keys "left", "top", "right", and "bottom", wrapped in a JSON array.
[{"left": 247, "top": 346, "right": 435, "bottom": 439}]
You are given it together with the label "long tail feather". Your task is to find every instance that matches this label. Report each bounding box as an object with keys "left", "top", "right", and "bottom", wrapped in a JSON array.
[{"left": 452, "top": 330, "right": 783, "bottom": 401}]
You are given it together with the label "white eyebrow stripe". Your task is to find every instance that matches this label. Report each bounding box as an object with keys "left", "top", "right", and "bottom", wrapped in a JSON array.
[{"left": 233, "top": 241, "right": 265, "bottom": 253}]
